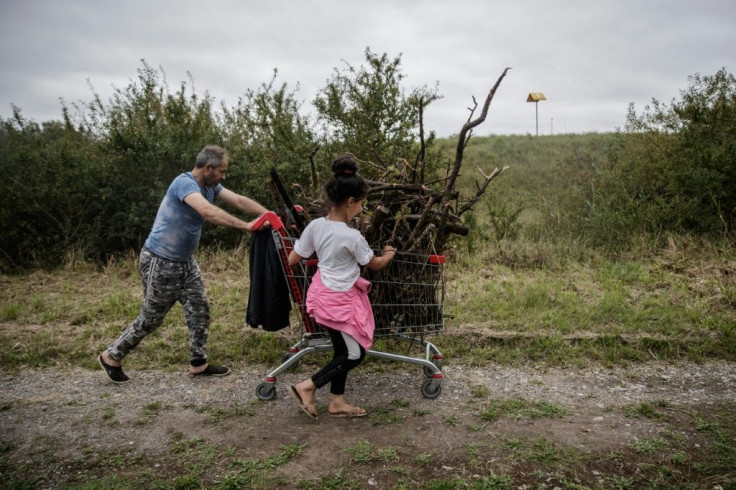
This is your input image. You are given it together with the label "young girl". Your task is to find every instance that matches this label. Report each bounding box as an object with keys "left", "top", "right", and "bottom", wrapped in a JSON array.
[{"left": 287, "top": 154, "right": 397, "bottom": 419}]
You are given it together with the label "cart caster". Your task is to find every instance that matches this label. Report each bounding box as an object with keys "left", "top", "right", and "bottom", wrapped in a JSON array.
[
  {"left": 423, "top": 364, "right": 441, "bottom": 377},
  {"left": 281, "top": 352, "right": 300, "bottom": 370},
  {"left": 420, "top": 379, "right": 442, "bottom": 399},
  {"left": 423, "top": 356, "right": 443, "bottom": 377},
  {"left": 256, "top": 381, "right": 276, "bottom": 401}
]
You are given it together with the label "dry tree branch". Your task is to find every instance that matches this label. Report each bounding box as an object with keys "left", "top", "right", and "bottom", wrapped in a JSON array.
[
  {"left": 355, "top": 155, "right": 387, "bottom": 174},
  {"left": 308, "top": 144, "right": 321, "bottom": 191},
  {"left": 435, "top": 67, "right": 511, "bottom": 249},
  {"left": 403, "top": 195, "right": 437, "bottom": 251},
  {"left": 463, "top": 96, "right": 478, "bottom": 150},
  {"left": 446, "top": 67, "right": 511, "bottom": 197},
  {"left": 457, "top": 165, "right": 510, "bottom": 216},
  {"left": 367, "top": 182, "right": 429, "bottom": 194},
  {"left": 409, "top": 223, "right": 436, "bottom": 253},
  {"left": 414, "top": 96, "right": 427, "bottom": 184}
]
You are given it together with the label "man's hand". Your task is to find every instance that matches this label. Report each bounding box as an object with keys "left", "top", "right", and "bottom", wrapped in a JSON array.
[{"left": 247, "top": 213, "right": 273, "bottom": 232}]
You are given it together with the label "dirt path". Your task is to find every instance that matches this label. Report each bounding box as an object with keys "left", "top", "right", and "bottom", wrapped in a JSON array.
[{"left": 2, "top": 360, "right": 735, "bottom": 488}]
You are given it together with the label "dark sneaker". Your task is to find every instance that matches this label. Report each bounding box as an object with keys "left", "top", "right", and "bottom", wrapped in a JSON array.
[
  {"left": 98, "top": 355, "right": 130, "bottom": 384},
  {"left": 190, "top": 364, "right": 231, "bottom": 377}
]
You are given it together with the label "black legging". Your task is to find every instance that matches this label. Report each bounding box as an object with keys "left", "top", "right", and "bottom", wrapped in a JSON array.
[{"left": 311, "top": 327, "right": 366, "bottom": 395}]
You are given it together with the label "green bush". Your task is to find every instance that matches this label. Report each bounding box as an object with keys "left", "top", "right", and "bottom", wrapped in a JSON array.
[
  {"left": 0, "top": 110, "right": 104, "bottom": 269},
  {"left": 313, "top": 47, "right": 443, "bottom": 180},
  {"left": 0, "top": 51, "right": 447, "bottom": 271},
  {"left": 3, "top": 57, "right": 732, "bottom": 270},
  {"left": 577, "top": 68, "right": 736, "bottom": 247}
]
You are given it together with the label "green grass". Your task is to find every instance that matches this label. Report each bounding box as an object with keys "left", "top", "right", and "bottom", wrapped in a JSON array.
[
  {"left": 346, "top": 440, "right": 374, "bottom": 463},
  {"left": 3, "top": 402, "right": 735, "bottom": 488},
  {"left": 1, "top": 235, "right": 734, "bottom": 373},
  {"left": 623, "top": 401, "right": 669, "bottom": 420},
  {"left": 479, "top": 398, "right": 570, "bottom": 423}
]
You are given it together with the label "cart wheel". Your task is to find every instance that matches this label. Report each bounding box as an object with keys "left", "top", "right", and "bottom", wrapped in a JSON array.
[
  {"left": 256, "top": 382, "right": 276, "bottom": 401},
  {"left": 423, "top": 365, "right": 439, "bottom": 377},
  {"left": 420, "top": 379, "right": 442, "bottom": 399},
  {"left": 281, "top": 353, "right": 299, "bottom": 369}
]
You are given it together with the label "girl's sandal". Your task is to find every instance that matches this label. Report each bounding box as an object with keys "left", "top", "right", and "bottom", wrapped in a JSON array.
[{"left": 328, "top": 406, "right": 367, "bottom": 418}]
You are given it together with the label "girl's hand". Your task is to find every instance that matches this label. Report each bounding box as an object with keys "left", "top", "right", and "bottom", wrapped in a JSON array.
[
  {"left": 382, "top": 245, "right": 398, "bottom": 256},
  {"left": 367, "top": 245, "right": 397, "bottom": 271}
]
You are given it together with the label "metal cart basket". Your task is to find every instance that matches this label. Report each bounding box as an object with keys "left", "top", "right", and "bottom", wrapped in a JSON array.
[{"left": 252, "top": 211, "right": 446, "bottom": 401}]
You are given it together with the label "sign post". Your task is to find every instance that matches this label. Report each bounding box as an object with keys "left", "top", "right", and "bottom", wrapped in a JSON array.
[{"left": 526, "top": 92, "right": 546, "bottom": 136}]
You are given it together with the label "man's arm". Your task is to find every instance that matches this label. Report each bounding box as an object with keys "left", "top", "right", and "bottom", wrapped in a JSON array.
[
  {"left": 183, "top": 192, "right": 257, "bottom": 231},
  {"left": 216, "top": 188, "right": 269, "bottom": 216}
]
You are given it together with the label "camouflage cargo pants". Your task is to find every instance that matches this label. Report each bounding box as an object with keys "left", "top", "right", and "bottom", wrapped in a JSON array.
[{"left": 107, "top": 248, "right": 210, "bottom": 365}]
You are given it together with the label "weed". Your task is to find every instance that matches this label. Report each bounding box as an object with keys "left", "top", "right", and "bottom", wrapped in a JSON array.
[
  {"left": 631, "top": 437, "right": 668, "bottom": 454},
  {"left": 376, "top": 447, "right": 399, "bottom": 463},
  {"left": 471, "top": 385, "right": 491, "bottom": 398},
  {"left": 346, "top": 440, "right": 373, "bottom": 463},
  {"left": 427, "top": 478, "right": 466, "bottom": 489},
  {"left": 623, "top": 401, "right": 668, "bottom": 420},
  {"left": 606, "top": 475, "right": 635, "bottom": 489},
  {"left": 369, "top": 404, "right": 406, "bottom": 426},
  {"left": 202, "top": 402, "right": 257, "bottom": 424},
  {"left": 100, "top": 406, "right": 115, "bottom": 421},
  {"left": 1, "top": 303, "right": 21, "bottom": 321},
  {"left": 171, "top": 435, "right": 205, "bottom": 455},
  {"left": 695, "top": 417, "right": 714, "bottom": 431},
  {"left": 668, "top": 450, "right": 689, "bottom": 464},
  {"left": 414, "top": 452, "right": 432, "bottom": 465},
  {"left": 604, "top": 449, "right": 624, "bottom": 462},
  {"left": 300, "top": 468, "right": 359, "bottom": 489},
  {"left": 172, "top": 473, "right": 200, "bottom": 489},
  {"left": 390, "top": 398, "right": 410, "bottom": 408},
  {"left": 215, "top": 443, "right": 304, "bottom": 489},
  {"left": 471, "top": 473, "right": 514, "bottom": 489},
  {"left": 479, "top": 398, "right": 570, "bottom": 422},
  {"left": 464, "top": 442, "right": 486, "bottom": 469},
  {"left": 134, "top": 401, "right": 163, "bottom": 426}
]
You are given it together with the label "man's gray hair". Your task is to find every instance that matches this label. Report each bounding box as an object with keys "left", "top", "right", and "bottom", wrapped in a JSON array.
[{"left": 195, "top": 145, "right": 228, "bottom": 168}]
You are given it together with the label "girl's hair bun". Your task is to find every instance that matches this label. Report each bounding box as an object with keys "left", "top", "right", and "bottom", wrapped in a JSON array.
[
  {"left": 324, "top": 153, "right": 367, "bottom": 206},
  {"left": 331, "top": 153, "right": 359, "bottom": 176}
]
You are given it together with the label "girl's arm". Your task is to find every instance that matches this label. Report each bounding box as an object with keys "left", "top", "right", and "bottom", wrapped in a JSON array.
[
  {"left": 366, "top": 245, "right": 397, "bottom": 271},
  {"left": 288, "top": 249, "right": 303, "bottom": 267}
]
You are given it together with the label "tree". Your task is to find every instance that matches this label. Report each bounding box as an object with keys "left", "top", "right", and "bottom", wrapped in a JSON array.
[
  {"left": 313, "top": 47, "right": 441, "bottom": 180},
  {"left": 220, "top": 69, "right": 318, "bottom": 205},
  {"left": 75, "top": 60, "right": 224, "bottom": 253},
  {"left": 579, "top": 68, "right": 736, "bottom": 245},
  {"left": 0, "top": 107, "right": 104, "bottom": 269}
]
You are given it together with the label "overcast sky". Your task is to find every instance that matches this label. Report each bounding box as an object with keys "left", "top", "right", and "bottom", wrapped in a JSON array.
[{"left": 1, "top": 0, "right": 734, "bottom": 137}]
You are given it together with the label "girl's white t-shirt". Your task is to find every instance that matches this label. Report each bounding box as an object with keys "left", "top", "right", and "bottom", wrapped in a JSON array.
[{"left": 293, "top": 217, "right": 374, "bottom": 291}]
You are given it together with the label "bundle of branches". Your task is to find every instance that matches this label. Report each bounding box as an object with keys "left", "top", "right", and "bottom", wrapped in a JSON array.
[
  {"left": 295, "top": 68, "right": 511, "bottom": 256},
  {"left": 272, "top": 68, "right": 511, "bottom": 335}
]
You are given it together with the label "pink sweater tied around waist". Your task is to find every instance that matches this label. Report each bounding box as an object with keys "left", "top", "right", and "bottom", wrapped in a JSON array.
[{"left": 305, "top": 270, "right": 375, "bottom": 350}]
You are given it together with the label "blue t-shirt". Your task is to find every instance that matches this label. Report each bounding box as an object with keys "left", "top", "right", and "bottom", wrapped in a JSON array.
[{"left": 144, "top": 172, "right": 223, "bottom": 261}]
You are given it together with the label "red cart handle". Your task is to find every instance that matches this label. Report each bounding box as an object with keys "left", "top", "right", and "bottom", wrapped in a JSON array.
[{"left": 251, "top": 211, "right": 284, "bottom": 232}]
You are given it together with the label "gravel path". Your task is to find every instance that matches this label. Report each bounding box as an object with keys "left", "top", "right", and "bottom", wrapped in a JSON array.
[{"left": 2, "top": 360, "right": 735, "bottom": 487}]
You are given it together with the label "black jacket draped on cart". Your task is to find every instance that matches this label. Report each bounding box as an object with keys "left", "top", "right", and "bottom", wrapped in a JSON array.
[{"left": 246, "top": 229, "right": 291, "bottom": 331}]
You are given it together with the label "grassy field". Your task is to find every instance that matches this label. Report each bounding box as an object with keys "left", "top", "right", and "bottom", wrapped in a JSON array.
[
  {"left": 1, "top": 231, "right": 734, "bottom": 372},
  {"left": 2, "top": 134, "right": 734, "bottom": 372}
]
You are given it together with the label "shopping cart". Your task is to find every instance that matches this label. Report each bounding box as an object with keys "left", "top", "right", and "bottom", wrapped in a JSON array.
[{"left": 251, "top": 211, "right": 446, "bottom": 401}]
